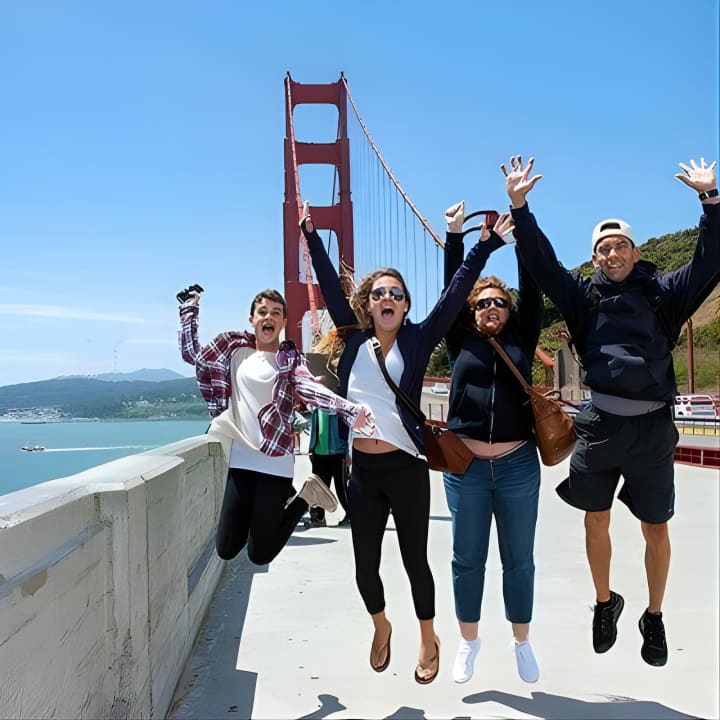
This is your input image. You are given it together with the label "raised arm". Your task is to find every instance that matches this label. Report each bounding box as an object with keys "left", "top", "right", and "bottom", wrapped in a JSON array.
[
  {"left": 503, "top": 155, "right": 586, "bottom": 331},
  {"left": 178, "top": 289, "right": 202, "bottom": 365},
  {"left": 662, "top": 157, "right": 720, "bottom": 326},
  {"left": 299, "top": 202, "right": 357, "bottom": 328},
  {"left": 514, "top": 248, "right": 544, "bottom": 355},
  {"left": 418, "top": 218, "right": 506, "bottom": 356}
]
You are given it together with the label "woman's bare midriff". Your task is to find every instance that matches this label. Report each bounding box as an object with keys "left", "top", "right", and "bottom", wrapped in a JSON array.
[
  {"left": 353, "top": 437, "right": 401, "bottom": 454},
  {"left": 462, "top": 438, "right": 526, "bottom": 459}
]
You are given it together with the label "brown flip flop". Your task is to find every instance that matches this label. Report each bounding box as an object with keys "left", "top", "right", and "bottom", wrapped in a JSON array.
[
  {"left": 414, "top": 637, "right": 440, "bottom": 684},
  {"left": 370, "top": 629, "right": 392, "bottom": 673}
]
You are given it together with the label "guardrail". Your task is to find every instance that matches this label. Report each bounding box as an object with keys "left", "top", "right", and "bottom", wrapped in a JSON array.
[
  {"left": 675, "top": 444, "right": 720, "bottom": 468},
  {"left": 674, "top": 418, "right": 720, "bottom": 437}
]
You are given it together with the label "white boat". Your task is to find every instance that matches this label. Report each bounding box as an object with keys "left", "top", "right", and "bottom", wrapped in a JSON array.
[{"left": 20, "top": 444, "right": 46, "bottom": 452}]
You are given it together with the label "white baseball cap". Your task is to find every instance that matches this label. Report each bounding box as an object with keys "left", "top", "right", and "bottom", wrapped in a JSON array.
[{"left": 592, "top": 219, "right": 634, "bottom": 254}]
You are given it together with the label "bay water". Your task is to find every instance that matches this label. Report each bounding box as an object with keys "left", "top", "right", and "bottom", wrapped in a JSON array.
[{"left": 0, "top": 419, "right": 209, "bottom": 497}]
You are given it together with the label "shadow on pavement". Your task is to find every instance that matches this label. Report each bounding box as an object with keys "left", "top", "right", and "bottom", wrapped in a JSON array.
[
  {"left": 297, "top": 693, "right": 347, "bottom": 719},
  {"left": 463, "top": 690, "right": 698, "bottom": 719},
  {"left": 168, "top": 554, "right": 266, "bottom": 719}
]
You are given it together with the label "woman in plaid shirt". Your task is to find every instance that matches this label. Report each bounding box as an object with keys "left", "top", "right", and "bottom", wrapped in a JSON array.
[{"left": 179, "top": 287, "right": 373, "bottom": 565}]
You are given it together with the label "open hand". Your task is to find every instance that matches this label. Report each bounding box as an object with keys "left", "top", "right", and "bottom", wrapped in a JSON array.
[
  {"left": 445, "top": 201, "right": 465, "bottom": 233},
  {"left": 502, "top": 155, "right": 543, "bottom": 208},
  {"left": 352, "top": 406, "right": 376, "bottom": 436},
  {"left": 674, "top": 157, "right": 717, "bottom": 194},
  {"left": 487, "top": 212, "right": 516, "bottom": 243}
]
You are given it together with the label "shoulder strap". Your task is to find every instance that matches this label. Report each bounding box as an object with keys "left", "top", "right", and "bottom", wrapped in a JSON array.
[
  {"left": 370, "top": 338, "right": 426, "bottom": 424},
  {"left": 485, "top": 335, "right": 532, "bottom": 393}
]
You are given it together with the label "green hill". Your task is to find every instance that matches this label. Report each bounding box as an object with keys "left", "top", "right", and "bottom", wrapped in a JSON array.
[{"left": 0, "top": 377, "right": 207, "bottom": 420}]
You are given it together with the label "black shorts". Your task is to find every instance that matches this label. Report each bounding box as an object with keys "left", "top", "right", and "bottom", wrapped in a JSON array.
[{"left": 556, "top": 404, "right": 679, "bottom": 523}]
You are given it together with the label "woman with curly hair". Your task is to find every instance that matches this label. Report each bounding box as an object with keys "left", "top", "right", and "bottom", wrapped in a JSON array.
[
  {"left": 300, "top": 202, "right": 515, "bottom": 684},
  {"left": 442, "top": 201, "right": 543, "bottom": 685}
]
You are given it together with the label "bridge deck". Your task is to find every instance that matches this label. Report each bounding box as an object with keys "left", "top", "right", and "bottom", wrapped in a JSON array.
[{"left": 169, "top": 455, "right": 719, "bottom": 720}]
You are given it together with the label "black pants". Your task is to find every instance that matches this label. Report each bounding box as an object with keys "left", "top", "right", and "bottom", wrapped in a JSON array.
[
  {"left": 309, "top": 452, "right": 349, "bottom": 521},
  {"left": 216, "top": 468, "right": 306, "bottom": 565},
  {"left": 348, "top": 448, "right": 435, "bottom": 620}
]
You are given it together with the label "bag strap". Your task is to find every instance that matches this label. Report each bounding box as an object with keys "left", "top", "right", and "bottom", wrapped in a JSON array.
[
  {"left": 485, "top": 335, "right": 533, "bottom": 393},
  {"left": 370, "top": 338, "right": 427, "bottom": 424}
]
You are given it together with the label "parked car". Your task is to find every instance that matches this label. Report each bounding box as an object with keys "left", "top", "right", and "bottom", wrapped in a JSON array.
[
  {"left": 673, "top": 394, "right": 720, "bottom": 419},
  {"left": 428, "top": 382, "right": 449, "bottom": 395}
]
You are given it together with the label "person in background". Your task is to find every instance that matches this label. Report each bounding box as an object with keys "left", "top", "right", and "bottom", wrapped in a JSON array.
[
  {"left": 305, "top": 344, "right": 351, "bottom": 528},
  {"left": 442, "top": 202, "right": 544, "bottom": 684},
  {"left": 179, "top": 287, "right": 372, "bottom": 566},
  {"left": 504, "top": 154, "right": 719, "bottom": 667},
  {"left": 300, "top": 200, "right": 512, "bottom": 684}
]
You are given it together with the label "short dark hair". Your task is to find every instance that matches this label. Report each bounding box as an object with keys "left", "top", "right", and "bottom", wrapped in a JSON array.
[{"left": 250, "top": 289, "right": 287, "bottom": 318}]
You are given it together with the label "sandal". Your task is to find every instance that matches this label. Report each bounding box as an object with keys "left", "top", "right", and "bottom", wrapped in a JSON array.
[
  {"left": 414, "top": 637, "right": 440, "bottom": 684},
  {"left": 370, "top": 628, "right": 392, "bottom": 673}
]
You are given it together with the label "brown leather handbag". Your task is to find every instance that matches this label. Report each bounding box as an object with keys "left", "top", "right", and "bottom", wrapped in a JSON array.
[
  {"left": 370, "top": 339, "right": 474, "bottom": 474},
  {"left": 486, "top": 336, "right": 576, "bottom": 466}
]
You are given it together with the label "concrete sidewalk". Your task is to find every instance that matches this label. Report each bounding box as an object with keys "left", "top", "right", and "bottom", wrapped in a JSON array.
[{"left": 169, "top": 456, "right": 719, "bottom": 720}]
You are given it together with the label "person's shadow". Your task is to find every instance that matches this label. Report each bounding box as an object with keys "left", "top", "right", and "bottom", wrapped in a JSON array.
[
  {"left": 297, "top": 693, "right": 347, "bottom": 719},
  {"left": 463, "top": 690, "right": 698, "bottom": 719}
]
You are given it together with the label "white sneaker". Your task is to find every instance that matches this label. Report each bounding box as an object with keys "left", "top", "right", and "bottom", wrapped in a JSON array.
[
  {"left": 514, "top": 640, "right": 539, "bottom": 683},
  {"left": 452, "top": 638, "right": 481, "bottom": 683},
  {"left": 297, "top": 473, "right": 338, "bottom": 512}
]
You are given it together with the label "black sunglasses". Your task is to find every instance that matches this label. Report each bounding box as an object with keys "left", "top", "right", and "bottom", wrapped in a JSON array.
[
  {"left": 474, "top": 296, "right": 510, "bottom": 310},
  {"left": 370, "top": 286, "right": 406, "bottom": 302}
]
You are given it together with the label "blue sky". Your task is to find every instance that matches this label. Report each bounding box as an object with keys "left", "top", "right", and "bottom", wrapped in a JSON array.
[{"left": 0, "top": 0, "right": 718, "bottom": 386}]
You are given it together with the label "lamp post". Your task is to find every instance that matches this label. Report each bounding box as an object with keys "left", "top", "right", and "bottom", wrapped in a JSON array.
[{"left": 686, "top": 318, "right": 695, "bottom": 393}]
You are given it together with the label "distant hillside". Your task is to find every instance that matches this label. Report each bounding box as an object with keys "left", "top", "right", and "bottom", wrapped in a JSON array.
[
  {"left": 535, "top": 225, "right": 719, "bottom": 392},
  {"left": 0, "top": 376, "right": 207, "bottom": 419},
  {"left": 56, "top": 368, "right": 189, "bottom": 383},
  {"left": 94, "top": 368, "right": 189, "bottom": 382}
]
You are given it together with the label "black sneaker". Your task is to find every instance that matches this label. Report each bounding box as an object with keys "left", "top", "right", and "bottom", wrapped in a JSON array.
[
  {"left": 638, "top": 610, "right": 667, "bottom": 666},
  {"left": 592, "top": 591, "right": 624, "bottom": 653},
  {"left": 303, "top": 517, "right": 327, "bottom": 529}
]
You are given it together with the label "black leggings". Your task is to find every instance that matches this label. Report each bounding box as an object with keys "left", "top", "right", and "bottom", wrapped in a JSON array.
[
  {"left": 310, "top": 452, "right": 349, "bottom": 521},
  {"left": 216, "top": 468, "right": 307, "bottom": 565},
  {"left": 348, "top": 448, "right": 435, "bottom": 620}
]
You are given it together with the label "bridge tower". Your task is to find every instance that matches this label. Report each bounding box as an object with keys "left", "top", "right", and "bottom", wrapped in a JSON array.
[{"left": 282, "top": 73, "right": 355, "bottom": 349}]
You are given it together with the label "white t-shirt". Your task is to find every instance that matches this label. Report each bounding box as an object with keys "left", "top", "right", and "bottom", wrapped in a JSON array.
[
  {"left": 209, "top": 348, "right": 294, "bottom": 477},
  {"left": 347, "top": 339, "right": 421, "bottom": 458}
]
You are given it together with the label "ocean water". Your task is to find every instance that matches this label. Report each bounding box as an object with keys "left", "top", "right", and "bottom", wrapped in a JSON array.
[{"left": 0, "top": 419, "right": 209, "bottom": 497}]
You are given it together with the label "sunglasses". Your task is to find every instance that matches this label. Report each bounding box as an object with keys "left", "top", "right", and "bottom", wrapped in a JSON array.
[
  {"left": 474, "top": 296, "right": 510, "bottom": 310},
  {"left": 370, "top": 286, "right": 406, "bottom": 302}
]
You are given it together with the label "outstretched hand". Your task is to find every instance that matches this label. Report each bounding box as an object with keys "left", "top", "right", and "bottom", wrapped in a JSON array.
[
  {"left": 674, "top": 157, "right": 717, "bottom": 194},
  {"left": 502, "top": 155, "right": 543, "bottom": 208},
  {"left": 300, "top": 200, "right": 314, "bottom": 232},
  {"left": 445, "top": 201, "right": 465, "bottom": 233},
  {"left": 352, "top": 406, "right": 376, "bottom": 436}
]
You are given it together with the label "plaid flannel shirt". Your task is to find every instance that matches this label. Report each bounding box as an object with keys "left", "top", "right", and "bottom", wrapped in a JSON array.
[{"left": 179, "top": 303, "right": 360, "bottom": 456}]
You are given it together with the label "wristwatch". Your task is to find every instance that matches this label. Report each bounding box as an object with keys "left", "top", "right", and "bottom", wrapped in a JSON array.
[{"left": 698, "top": 188, "right": 719, "bottom": 200}]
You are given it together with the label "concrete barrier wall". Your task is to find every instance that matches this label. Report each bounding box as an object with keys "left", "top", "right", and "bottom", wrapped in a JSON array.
[{"left": 0, "top": 435, "right": 226, "bottom": 720}]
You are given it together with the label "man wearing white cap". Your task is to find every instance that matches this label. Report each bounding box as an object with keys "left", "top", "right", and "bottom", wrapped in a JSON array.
[{"left": 501, "top": 155, "right": 719, "bottom": 668}]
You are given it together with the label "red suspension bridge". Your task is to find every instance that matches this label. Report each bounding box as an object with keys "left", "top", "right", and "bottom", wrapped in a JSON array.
[{"left": 282, "top": 72, "right": 447, "bottom": 351}]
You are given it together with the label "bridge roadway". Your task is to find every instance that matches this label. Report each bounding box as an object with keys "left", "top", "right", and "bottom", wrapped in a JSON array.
[{"left": 168, "top": 444, "right": 719, "bottom": 720}]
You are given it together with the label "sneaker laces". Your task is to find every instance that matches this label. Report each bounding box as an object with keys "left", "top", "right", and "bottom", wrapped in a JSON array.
[
  {"left": 643, "top": 614, "right": 665, "bottom": 645},
  {"left": 593, "top": 601, "right": 619, "bottom": 638}
]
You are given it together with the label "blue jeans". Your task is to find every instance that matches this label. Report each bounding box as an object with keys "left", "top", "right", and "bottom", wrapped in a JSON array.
[{"left": 443, "top": 442, "right": 540, "bottom": 624}]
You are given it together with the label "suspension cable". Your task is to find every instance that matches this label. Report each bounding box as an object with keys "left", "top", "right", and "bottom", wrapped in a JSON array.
[{"left": 342, "top": 76, "right": 443, "bottom": 249}]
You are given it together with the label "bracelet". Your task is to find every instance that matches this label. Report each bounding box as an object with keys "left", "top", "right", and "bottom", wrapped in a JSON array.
[{"left": 698, "top": 188, "right": 719, "bottom": 200}]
